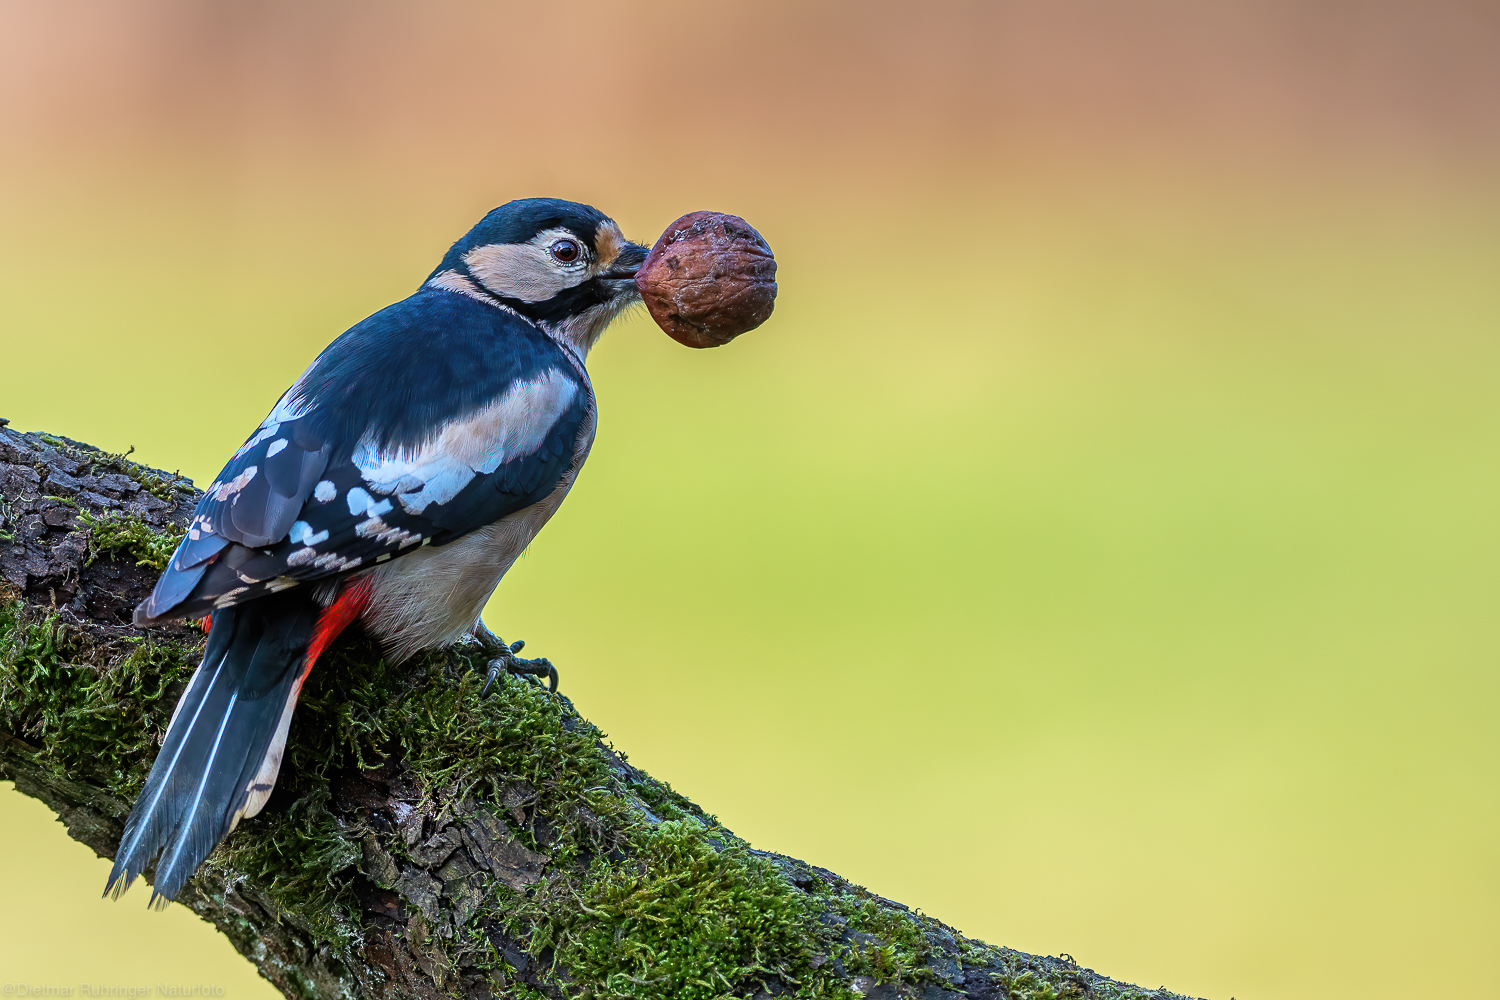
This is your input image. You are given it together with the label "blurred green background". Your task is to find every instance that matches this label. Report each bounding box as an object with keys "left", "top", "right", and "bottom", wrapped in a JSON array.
[{"left": 2, "top": 3, "right": 1498, "bottom": 998}]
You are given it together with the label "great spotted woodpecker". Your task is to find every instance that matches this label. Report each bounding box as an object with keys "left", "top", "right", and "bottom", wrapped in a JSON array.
[{"left": 107, "top": 199, "right": 650, "bottom": 903}]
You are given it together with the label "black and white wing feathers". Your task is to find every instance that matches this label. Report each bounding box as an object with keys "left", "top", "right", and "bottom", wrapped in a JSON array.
[{"left": 136, "top": 289, "right": 590, "bottom": 625}]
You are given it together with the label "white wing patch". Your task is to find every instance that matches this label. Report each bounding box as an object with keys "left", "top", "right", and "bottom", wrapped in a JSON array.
[
  {"left": 288, "top": 520, "right": 329, "bottom": 546},
  {"left": 346, "top": 487, "right": 375, "bottom": 516},
  {"left": 234, "top": 426, "right": 280, "bottom": 459},
  {"left": 207, "top": 466, "right": 258, "bottom": 501},
  {"left": 352, "top": 368, "right": 578, "bottom": 515}
]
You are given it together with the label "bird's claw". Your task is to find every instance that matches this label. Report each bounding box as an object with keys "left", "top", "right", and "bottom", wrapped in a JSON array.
[
  {"left": 473, "top": 626, "right": 558, "bottom": 695},
  {"left": 481, "top": 660, "right": 504, "bottom": 698},
  {"left": 482, "top": 652, "right": 558, "bottom": 695}
]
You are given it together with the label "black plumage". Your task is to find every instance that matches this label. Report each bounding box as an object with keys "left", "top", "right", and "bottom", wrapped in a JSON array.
[
  {"left": 136, "top": 291, "right": 589, "bottom": 624},
  {"left": 111, "top": 198, "right": 648, "bottom": 903}
]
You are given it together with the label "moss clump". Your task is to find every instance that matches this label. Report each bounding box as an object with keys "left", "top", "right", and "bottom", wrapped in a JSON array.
[
  {"left": 0, "top": 600, "right": 196, "bottom": 792},
  {"left": 835, "top": 896, "right": 933, "bottom": 987},
  {"left": 210, "top": 783, "right": 363, "bottom": 943},
  {"left": 630, "top": 769, "right": 717, "bottom": 827},
  {"left": 383, "top": 654, "right": 621, "bottom": 861},
  {"left": 983, "top": 954, "right": 1093, "bottom": 1000},
  {"left": 311, "top": 633, "right": 626, "bottom": 861},
  {"left": 988, "top": 969, "right": 1082, "bottom": 1000},
  {"left": 510, "top": 819, "right": 852, "bottom": 1000},
  {"left": 80, "top": 511, "right": 185, "bottom": 570}
]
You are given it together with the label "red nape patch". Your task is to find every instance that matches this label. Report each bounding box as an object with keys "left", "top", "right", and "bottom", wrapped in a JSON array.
[
  {"left": 305, "top": 577, "right": 373, "bottom": 673},
  {"left": 200, "top": 615, "right": 212, "bottom": 634}
]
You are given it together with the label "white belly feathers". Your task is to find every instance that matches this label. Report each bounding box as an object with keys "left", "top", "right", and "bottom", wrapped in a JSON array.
[{"left": 360, "top": 487, "right": 564, "bottom": 661}]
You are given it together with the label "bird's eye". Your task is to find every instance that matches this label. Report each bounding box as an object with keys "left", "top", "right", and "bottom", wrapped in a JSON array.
[{"left": 550, "top": 239, "right": 581, "bottom": 264}]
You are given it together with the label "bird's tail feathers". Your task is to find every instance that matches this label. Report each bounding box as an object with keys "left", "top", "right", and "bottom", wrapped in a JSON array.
[{"left": 106, "top": 591, "right": 321, "bottom": 905}]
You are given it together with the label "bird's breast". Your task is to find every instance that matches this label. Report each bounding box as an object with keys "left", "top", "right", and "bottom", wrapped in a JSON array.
[{"left": 358, "top": 387, "right": 597, "bottom": 663}]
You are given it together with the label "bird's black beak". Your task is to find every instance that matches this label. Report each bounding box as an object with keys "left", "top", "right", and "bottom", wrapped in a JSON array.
[{"left": 603, "top": 242, "right": 649, "bottom": 281}]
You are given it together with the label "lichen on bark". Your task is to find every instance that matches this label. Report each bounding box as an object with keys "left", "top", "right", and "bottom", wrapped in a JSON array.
[{"left": 0, "top": 423, "right": 1202, "bottom": 1000}]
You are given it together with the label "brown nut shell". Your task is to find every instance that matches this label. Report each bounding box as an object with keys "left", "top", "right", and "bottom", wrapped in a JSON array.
[{"left": 636, "top": 211, "right": 777, "bottom": 349}]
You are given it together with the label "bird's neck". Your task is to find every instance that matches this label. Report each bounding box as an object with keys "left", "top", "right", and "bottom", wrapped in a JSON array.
[
  {"left": 423, "top": 268, "right": 632, "bottom": 363},
  {"left": 540, "top": 298, "right": 636, "bottom": 362},
  {"left": 426, "top": 269, "right": 521, "bottom": 316}
]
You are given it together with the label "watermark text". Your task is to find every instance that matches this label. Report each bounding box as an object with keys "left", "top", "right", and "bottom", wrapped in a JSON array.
[{"left": 3, "top": 986, "right": 226, "bottom": 997}]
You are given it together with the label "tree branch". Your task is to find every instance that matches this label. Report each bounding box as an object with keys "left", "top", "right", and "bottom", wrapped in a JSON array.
[{"left": 0, "top": 422, "right": 1201, "bottom": 1000}]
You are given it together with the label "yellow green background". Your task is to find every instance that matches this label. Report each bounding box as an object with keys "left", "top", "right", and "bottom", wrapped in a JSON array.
[{"left": 2, "top": 4, "right": 1498, "bottom": 998}]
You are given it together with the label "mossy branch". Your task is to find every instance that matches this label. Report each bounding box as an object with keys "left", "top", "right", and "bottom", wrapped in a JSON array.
[
  {"left": 0, "top": 424, "right": 1204, "bottom": 1000},
  {"left": 80, "top": 510, "right": 185, "bottom": 570}
]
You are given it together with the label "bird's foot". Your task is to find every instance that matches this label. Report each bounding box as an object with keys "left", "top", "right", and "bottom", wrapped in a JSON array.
[{"left": 472, "top": 623, "right": 558, "bottom": 695}]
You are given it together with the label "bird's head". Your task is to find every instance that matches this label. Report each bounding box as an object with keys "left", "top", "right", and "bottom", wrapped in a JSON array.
[{"left": 425, "top": 198, "right": 649, "bottom": 356}]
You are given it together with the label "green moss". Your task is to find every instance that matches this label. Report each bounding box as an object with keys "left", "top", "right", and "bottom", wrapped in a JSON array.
[
  {"left": 131, "top": 469, "right": 189, "bottom": 503},
  {"left": 505, "top": 986, "right": 553, "bottom": 1000},
  {"left": 630, "top": 769, "right": 717, "bottom": 827},
  {"left": 984, "top": 955, "right": 1090, "bottom": 1000},
  {"left": 834, "top": 896, "right": 932, "bottom": 987},
  {"left": 32, "top": 434, "right": 190, "bottom": 502},
  {"left": 313, "top": 635, "right": 627, "bottom": 860},
  {"left": 0, "top": 600, "right": 196, "bottom": 793},
  {"left": 508, "top": 819, "right": 853, "bottom": 1000},
  {"left": 193, "top": 634, "right": 639, "bottom": 947},
  {"left": 3, "top": 591, "right": 1155, "bottom": 998},
  {"left": 391, "top": 663, "right": 616, "bottom": 856},
  {"left": 80, "top": 511, "right": 185, "bottom": 570},
  {"left": 209, "top": 784, "right": 363, "bottom": 943}
]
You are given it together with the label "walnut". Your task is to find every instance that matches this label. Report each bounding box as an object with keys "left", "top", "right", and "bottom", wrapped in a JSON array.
[{"left": 635, "top": 211, "right": 777, "bottom": 348}]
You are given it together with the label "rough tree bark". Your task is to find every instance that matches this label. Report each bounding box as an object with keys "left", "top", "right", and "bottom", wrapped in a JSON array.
[{"left": 0, "top": 422, "right": 1203, "bottom": 1000}]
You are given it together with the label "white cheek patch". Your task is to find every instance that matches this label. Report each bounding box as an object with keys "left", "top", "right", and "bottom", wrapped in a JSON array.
[
  {"left": 464, "top": 228, "right": 587, "bottom": 303},
  {"left": 352, "top": 368, "right": 578, "bottom": 515},
  {"left": 465, "top": 243, "right": 573, "bottom": 302}
]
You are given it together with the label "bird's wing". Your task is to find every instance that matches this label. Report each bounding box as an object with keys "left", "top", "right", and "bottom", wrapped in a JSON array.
[{"left": 136, "top": 292, "right": 588, "bottom": 624}]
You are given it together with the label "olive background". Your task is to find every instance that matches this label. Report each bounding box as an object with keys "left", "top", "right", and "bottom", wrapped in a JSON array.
[{"left": 2, "top": 3, "right": 1498, "bottom": 998}]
